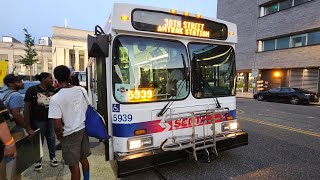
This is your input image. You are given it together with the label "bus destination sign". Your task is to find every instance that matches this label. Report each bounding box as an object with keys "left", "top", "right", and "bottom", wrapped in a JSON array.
[
  {"left": 132, "top": 9, "right": 228, "bottom": 40},
  {"left": 157, "top": 19, "right": 210, "bottom": 38}
]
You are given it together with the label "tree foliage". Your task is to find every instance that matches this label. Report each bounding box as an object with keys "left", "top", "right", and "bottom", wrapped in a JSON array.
[{"left": 19, "top": 28, "right": 38, "bottom": 66}]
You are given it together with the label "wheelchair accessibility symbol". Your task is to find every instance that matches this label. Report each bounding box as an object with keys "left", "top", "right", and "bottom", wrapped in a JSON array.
[{"left": 112, "top": 104, "right": 120, "bottom": 112}]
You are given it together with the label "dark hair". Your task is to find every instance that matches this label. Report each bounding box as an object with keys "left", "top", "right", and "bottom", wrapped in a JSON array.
[
  {"left": 70, "top": 75, "right": 80, "bottom": 86},
  {"left": 54, "top": 65, "right": 71, "bottom": 82},
  {"left": 35, "top": 72, "right": 51, "bottom": 82},
  {"left": 3, "top": 74, "right": 23, "bottom": 86}
]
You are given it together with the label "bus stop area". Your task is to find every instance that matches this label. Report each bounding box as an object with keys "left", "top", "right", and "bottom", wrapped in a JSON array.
[{"left": 21, "top": 138, "right": 116, "bottom": 180}]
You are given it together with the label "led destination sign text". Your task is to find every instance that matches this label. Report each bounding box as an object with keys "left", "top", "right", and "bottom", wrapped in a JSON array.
[
  {"left": 132, "top": 10, "right": 228, "bottom": 40},
  {"left": 157, "top": 19, "right": 210, "bottom": 38}
]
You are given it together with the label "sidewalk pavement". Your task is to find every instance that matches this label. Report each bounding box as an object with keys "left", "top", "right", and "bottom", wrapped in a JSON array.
[{"left": 21, "top": 138, "right": 116, "bottom": 180}]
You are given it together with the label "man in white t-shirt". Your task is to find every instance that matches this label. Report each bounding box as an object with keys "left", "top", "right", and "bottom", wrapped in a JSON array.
[{"left": 48, "top": 65, "right": 91, "bottom": 180}]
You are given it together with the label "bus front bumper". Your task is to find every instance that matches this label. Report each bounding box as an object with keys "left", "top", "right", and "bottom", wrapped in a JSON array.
[{"left": 113, "top": 130, "right": 248, "bottom": 178}]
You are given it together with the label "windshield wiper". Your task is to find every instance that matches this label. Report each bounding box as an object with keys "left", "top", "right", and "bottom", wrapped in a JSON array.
[
  {"left": 193, "top": 53, "right": 221, "bottom": 108},
  {"left": 157, "top": 54, "right": 189, "bottom": 117}
]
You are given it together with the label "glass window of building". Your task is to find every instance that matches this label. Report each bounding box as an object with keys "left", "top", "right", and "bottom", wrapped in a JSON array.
[
  {"left": 265, "top": 3, "right": 279, "bottom": 15},
  {"left": 291, "top": 34, "right": 307, "bottom": 47},
  {"left": 294, "top": 0, "right": 310, "bottom": 6},
  {"left": 264, "top": 39, "right": 276, "bottom": 51},
  {"left": 48, "top": 58, "right": 52, "bottom": 73},
  {"left": 308, "top": 31, "right": 320, "bottom": 45},
  {"left": 79, "top": 50, "right": 85, "bottom": 71},
  {"left": 279, "top": 0, "right": 293, "bottom": 10},
  {"left": 276, "top": 37, "right": 290, "bottom": 49}
]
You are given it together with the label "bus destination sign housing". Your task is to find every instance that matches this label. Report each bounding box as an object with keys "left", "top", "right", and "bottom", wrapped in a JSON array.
[{"left": 132, "top": 9, "right": 228, "bottom": 40}]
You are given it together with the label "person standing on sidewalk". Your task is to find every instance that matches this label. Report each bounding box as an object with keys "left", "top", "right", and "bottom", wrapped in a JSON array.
[
  {"left": 0, "top": 74, "right": 33, "bottom": 180},
  {"left": 24, "top": 72, "right": 59, "bottom": 171},
  {"left": 49, "top": 65, "right": 91, "bottom": 180}
]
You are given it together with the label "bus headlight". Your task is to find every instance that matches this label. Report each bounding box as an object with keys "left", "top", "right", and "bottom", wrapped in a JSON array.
[
  {"left": 128, "top": 136, "right": 153, "bottom": 150},
  {"left": 222, "top": 122, "right": 238, "bottom": 131},
  {"left": 229, "top": 122, "right": 238, "bottom": 130}
]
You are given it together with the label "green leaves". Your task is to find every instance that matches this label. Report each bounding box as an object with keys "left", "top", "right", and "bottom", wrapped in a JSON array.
[{"left": 19, "top": 28, "right": 38, "bottom": 67}]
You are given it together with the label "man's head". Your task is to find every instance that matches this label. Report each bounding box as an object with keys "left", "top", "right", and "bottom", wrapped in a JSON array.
[
  {"left": 54, "top": 65, "right": 71, "bottom": 83},
  {"left": 3, "top": 74, "right": 24, "bottom": 91}
]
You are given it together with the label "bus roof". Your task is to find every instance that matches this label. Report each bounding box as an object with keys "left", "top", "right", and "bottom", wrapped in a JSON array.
[{"left": 104, "top": 3, "right": 237, "bottom": 44}]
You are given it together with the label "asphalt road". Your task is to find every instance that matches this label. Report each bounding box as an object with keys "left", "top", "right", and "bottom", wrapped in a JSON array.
[
  {"left": 123, "top": 98, "right": 320, "bottom": 180},
  {"left": 21, "top": 98, "right": 320, "bottom": 179}
]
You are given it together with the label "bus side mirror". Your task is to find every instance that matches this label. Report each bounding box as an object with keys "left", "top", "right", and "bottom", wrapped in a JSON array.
[{"left": 88, "top": 34, "right": 110, "bottom": 58}]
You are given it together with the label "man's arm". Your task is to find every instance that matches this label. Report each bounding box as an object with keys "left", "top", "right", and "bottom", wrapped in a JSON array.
[
  {"left": 11, "top": 108, "right": 33, "bottom": 135},
  {"left": 0, "top": 121, "right": 17, "bottom": 158},
  {"left": 53, "top": 118, "right": 63, "bottom": 141}
]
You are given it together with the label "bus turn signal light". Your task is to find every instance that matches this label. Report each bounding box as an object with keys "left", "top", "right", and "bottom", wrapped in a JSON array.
[
  {"left": 134, "top": 129, "right": 147, "bottom": 135},
  {"left": 226, "top": 116, "right": 234, "bottom": 120},
  {"left": 229, "top": 31, "right": 235, "bottom": 36}
]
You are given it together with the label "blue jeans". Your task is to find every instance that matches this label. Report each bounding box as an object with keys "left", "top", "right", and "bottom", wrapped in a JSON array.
[{"left": 31, "top": 119, "right": 56, "bottom": 160}]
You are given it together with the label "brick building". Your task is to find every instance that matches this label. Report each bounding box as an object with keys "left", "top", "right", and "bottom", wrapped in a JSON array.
[{"left": 218, "top": 0, "right": 320, "bottom": 93}]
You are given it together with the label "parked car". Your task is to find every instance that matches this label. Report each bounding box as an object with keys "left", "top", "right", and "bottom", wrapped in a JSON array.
[
  {"left": 253, "top": 87, "right": 319, "bottom": 105},
  {"left": 0, "top": 81, "right": 40, "bottom": 98}
]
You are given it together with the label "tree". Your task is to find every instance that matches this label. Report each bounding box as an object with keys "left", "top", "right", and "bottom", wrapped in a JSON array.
[{"left": 19, "top": 28, "right": 38, "bottom": 80}]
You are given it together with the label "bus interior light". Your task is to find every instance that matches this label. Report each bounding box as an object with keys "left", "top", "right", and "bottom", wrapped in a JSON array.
[
  {"left": 170, "top": 9, "right": 177, "bottom": 14},
  {"left": 195, "top": 14, "right": 202, "bottom": 18},
  {"left": 121, "top": 15, "right": 129, "bottom": 21},
  {"left": 183, "top": 12, "right": 189, "bottom": 16}
]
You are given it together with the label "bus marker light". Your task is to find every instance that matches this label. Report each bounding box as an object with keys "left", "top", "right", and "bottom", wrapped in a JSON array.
[
  {"left": 170, "top": 9, "right": 177, "bottom": 14},
  {"left": 134, "top": 129, "right": 147, "bottom": 135},
  {"left": 183, "top": 12, "right": 189, "bottom": 16},
  {"left": 195, "top": 14, "right": 202, "bottom": 18},
  {"left": 121, "top": 16, "right": 129, "bottom": 21}
]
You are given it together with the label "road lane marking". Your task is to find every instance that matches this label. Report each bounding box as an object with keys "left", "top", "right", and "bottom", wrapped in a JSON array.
[{"left": 239, "top": 117, "right": 320, "bottom": 138}]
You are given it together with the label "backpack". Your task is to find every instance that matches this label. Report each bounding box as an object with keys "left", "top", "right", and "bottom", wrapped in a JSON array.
[{"left": 0, "top": 91, "right": 16, "bottom": 130}]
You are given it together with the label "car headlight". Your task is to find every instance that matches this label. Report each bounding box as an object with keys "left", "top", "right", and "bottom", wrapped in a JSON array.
[{"left": 128, "top": 136, "right": 153, "bottom": 150}]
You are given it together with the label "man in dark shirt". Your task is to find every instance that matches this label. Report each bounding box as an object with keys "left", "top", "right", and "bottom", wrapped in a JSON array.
[{"left": 24, "top": 72, "right": 58, "bottom": 171}]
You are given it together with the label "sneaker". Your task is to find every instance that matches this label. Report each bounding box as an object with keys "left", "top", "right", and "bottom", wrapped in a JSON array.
[
  {"left": 50, "top": 157, "right": 59, "bottom": 167},
  {"left": 34, "top": 162, "right": 42, "bottom": 171}
]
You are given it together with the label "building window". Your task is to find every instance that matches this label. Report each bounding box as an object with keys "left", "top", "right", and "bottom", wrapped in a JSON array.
[
  {"left": 294, "top": 0, "right": 310, "bottom": 6},
  {"left": 276, "top": 37, "right": 290, "bottom": 49},
  {"left": 279, "top": 0, "right": 293, "bottom": 10},
  {"left": 261, "top": 30, "right": 319, "bottom": 52},
  {"left": 79, "top": 50, "right": 85, "bottom": 71},
  {"left": 308, "top": 31, "right": 320, "bottom": 45},
  {"left": 263, "top": 39, "right": 276, "bottom": 51},
  {"left": 291, "top": 34, "right": 307, "bottom": 47},
  {"left": 264, "top": 3, "right": 279, "bottom": 15},
  {"left": 261, "top": 0, "right": 311, "bottom": 17},
  {"left": 48, "top": 58, "right": 52, "bottom": 73}
]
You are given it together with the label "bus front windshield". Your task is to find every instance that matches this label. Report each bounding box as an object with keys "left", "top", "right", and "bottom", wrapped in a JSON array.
[
  {"left": 188, "top": 43, "right": 236, "bottom": 98},
  {"left": 113, "top": 36, "right": 189, "bottom": 103}
]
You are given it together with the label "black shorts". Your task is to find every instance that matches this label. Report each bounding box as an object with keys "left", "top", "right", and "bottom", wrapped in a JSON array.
[{"left": 61, "top": 128, "right": 91, "bottom": 166}]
